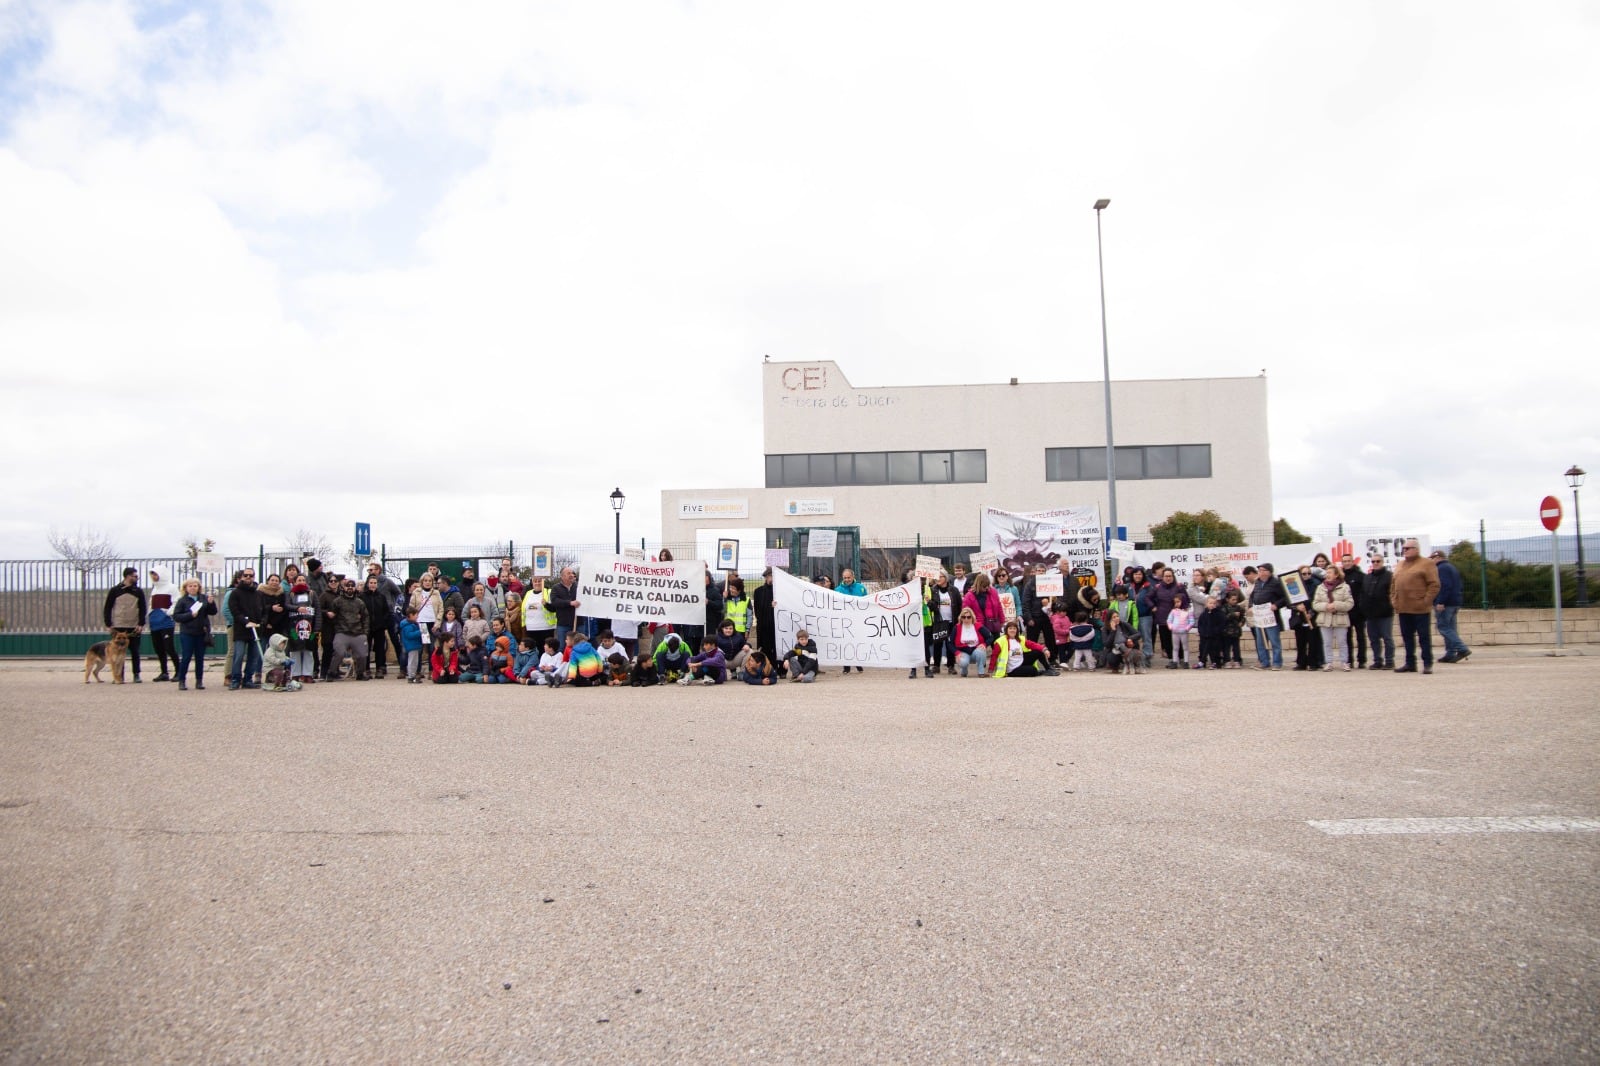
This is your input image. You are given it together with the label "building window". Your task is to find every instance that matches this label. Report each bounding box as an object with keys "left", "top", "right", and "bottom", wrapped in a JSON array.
[
  {"left": 763, "top": 449, "right": 988, "bottom": 487},
  {"left": 1045, "top": 444, "right": 1213, "bottom": 481},
  {"left": 952, "top": 449, "right": 986, "bottom": 482}
]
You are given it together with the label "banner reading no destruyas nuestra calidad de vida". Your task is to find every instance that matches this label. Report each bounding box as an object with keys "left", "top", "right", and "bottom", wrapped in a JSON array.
[{"left": 576, "top": 555, "right": 707, "bottom": 627}]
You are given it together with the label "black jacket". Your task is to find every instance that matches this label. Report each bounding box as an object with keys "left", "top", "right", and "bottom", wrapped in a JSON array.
[
  {"left": 703, "top": 580, "right": 724, "bottom": 628},
  {"left": 172, "top": 594, "right": 218, "bottom": 639},
  {"left": 1361, "top": 568, "right": 1394, "bottom": 619},
  {"left": 549, "top": 579, "right": 579, "bottom": 627},
  {"left": 1342, "top": 565, "right": 1367, "bottom": 619},
  {"left": 229, "top": 583, "right": 266, "bottom": 638}
]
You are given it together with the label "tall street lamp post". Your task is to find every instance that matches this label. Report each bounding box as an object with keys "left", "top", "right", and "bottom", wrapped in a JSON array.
[
  {"left": 1567, "top": 466, "right": 1587, "bottom": 607},
  {"left": 610, "top": 487, "right": 626, "bottom": 554},
  {"left": 1094, "top": 198, "right": 1119, "bottom": 545}
]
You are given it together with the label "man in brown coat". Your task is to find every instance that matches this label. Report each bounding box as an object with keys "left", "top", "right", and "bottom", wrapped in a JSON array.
[{"left": 1389, "top": 539, "right": 1441, "bottom": 674}]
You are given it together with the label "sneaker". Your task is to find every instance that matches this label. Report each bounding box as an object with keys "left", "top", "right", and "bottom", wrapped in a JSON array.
[
  {"left": 676, "top": 676, "right": 692, "bottom": 686},
  {"left": 1456, "top": 649, "right": 1472, "bottom": 662},
  {"left": 227, "top": 681, "right": 241, "bottom": 691},
  {"left": 701, "top": 677, "right": 716, "bottom": 685}
]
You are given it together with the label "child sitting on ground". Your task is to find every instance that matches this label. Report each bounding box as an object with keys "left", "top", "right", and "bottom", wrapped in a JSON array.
[
  {"left": 1104, "top": 611, "right": 1145, "bottom": 674},
  {"left": 262, "top": 633, "right": 300, "bottom": 692},
  {"left": 461, "top": 635, "right": 489, "bottom": 683},
  {"left": 431, "top": 634, "right": 461, "bottom": 684},
  {"left": 653, "top": 632, "right": 692, "bottom": 684},
  {"left": 1067, "top": 611, "right": 1097, "bottom": 671},
  {"left": 533, "top": 637, "right": 566, "bottom": 687},
  {"left": 782, "top": 629, "right": 819, "bottom": 683},
  {"left": 512, "top": 637, "right": 539, "bottom": 684},
  {"left": 740, "top": 649, "right": 776, "bottom": 685},
  {"left": 629, "top": 651, "right": 659, "bottom": 687},
  {"left": 686, "top": 637, "right": 728, "bottom": 685},
  {"left": 566, "top": 631, "right": 603, "bottom": 687},
  {"left": 487, "top": 635, "right": 515, "bottom": 683},
  {"left": 605, "top": 649, "right": 631, "bottom": 686}
]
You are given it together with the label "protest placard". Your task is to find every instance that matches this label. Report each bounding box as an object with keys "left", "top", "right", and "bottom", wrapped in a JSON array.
[
  {"left": 765, "top": 548, "right": 790, "bottom": 569},
  {"left": 576, "top": 555, "right": 706, "bottom": 627},
  {"left": 531, "top": 546, "right": 554, "bottom": 578},
  {"left": 806, "top": 529, "right": 838, "bottom": 558},
  {"left": 772, "top": 567, "right": 922, "bottom": 668},
  {"left": 1036, "top": 572, "right": 1064, "bottom": 597},
  {"left": 194, "top": 552, "right": 224, "bottom": 575},
  {"left": 913, "top": 554, "right": 943, "bottom": 580},
  {"left": 980, "top": 505, "right": 1104, "bottom": 577},
  {"left": 1281, "top": 571, "right": 1309, "bottom": 604}
]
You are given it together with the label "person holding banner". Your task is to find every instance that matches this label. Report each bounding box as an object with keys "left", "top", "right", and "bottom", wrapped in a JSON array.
[
  {"left": 990, "top": 621, "right": 1051, "bottom": 678},
  {"left": 834, "top": 568, "right": 867, "bottom": 673},
  {"left": 1248, "top": 564, "right": 1289, "bottom": 670},
  {"left": 550, "top": 567, "right": 580, "bottom": 646}
]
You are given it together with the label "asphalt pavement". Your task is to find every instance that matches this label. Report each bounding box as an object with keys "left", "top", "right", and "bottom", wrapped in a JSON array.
[{"left": 2, "top": 652, "right": 1596, "bottom": 1064}]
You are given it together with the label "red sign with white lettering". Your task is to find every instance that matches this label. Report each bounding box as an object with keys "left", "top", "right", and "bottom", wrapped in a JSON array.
[{"left": 1540, "top": 495, "right": 1563, "bottom": 532}]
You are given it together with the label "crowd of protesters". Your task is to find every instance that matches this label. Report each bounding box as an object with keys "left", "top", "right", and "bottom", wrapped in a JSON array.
[{"left": 98, "top": 539, "right": 1469, "bottom": 690}]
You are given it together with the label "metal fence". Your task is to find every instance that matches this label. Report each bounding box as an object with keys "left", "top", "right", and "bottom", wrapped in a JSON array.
[{"left": 2, "top": 522, "right": 1595, "bottom": 633}]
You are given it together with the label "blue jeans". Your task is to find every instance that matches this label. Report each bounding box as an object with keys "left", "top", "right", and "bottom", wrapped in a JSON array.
[
  {"left": 1435, "top": 606, "right": 1467, "bottom": 656},
  {"left": 1398, "top": 613, "right": 1433, "bottom": 668},
  {"left": 229, "top": 634, "right": 262, "bottom": 684},
  {"left": 1366, "top": 616, "right": 1394, "bottom": 666},
  {"left": 1254, "top": 626, "right": 1282, "bottom": 668},
  {"left": 177, "top": 633, "right": 207, "bottom": 684}
]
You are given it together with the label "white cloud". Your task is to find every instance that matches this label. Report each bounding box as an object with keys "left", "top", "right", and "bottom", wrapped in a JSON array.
[{"left": 1, "top": 1, "right": 1597, "bottom": 558}]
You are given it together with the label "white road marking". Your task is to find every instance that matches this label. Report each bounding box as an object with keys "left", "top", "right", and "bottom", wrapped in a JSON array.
[{"left": 1308, "top": 816, "right": 1600, "bottom": 836}]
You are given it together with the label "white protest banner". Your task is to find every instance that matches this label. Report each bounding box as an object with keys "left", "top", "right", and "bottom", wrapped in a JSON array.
[
  {"left": 980, "top": 505, "right": 1104, "bottom": 578},
  {"left": 1036, "top": 572, "right": 1065, "bottom": 598},
  {"left": 577, "top": 555, "right": 706, "bottom": 627},
  {"left": 913, "top": 554, "right": 944, "bottom": 580},
  {"left": 772, "top": 567, "right": 922, "bottom": 668},
  {"left": 806, "top": 529, "right": 838, "bottom": 558},
  {"left": 1354, "top": 534, "right": 1432, "bottom": 574},
  {"left": 1128, "top": 542, "right": 1330, "bottom": 586},
  {"left": 969, "top": 551, "right": 999, "bottom": 575}
]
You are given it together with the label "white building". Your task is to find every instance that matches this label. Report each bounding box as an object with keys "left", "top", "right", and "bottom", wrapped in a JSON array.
[{"left": 661, "top": 360, "right": 1272, "bottom": 575}]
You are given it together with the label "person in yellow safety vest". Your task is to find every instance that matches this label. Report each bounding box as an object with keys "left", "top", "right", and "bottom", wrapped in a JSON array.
[
  {"left": 523, "top": 577, "right": 558, "bottom": 639},
  {"left": 723, "top": 576, "right": 751, "bottom": 635}
]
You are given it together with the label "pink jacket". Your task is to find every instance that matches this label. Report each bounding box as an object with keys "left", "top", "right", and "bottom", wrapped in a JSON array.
[{"left": 963, "top": 589, "right": 1006, "bottom": 637}]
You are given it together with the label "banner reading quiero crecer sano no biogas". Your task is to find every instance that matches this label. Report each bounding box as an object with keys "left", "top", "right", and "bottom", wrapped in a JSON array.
[
  {"left": 576, "top": 555, "right": 707, "bottom": 627},
  {"left": 772, "top": 567, "right": 923, "bottom": 668}
]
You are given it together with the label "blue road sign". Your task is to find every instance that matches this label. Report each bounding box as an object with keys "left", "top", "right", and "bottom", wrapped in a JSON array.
[{"left": 354, "top": 522, "right": 371, "bottom": 557}]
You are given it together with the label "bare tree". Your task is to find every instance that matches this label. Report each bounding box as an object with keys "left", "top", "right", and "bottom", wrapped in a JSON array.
[
  {"left": 49, "top": 525, "right": 122, "bottom": 629},
  {"left": 181, "top": 535, "right": 216, "bottom": 561},
  {"left": 283, "top": 528, "right": 335, "bottom": 565}
]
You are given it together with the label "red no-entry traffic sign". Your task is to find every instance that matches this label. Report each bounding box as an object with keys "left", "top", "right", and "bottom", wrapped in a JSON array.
[{"left": 1540, "top": 495, "right": 1563, "bottom": 532}]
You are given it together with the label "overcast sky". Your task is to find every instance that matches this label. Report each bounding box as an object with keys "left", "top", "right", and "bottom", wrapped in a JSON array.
[{"left": 2, "top": 1, "right": 1596, "bottom": 561}]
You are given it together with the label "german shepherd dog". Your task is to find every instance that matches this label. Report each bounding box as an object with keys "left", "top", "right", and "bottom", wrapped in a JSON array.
[{"left": 84, "top": 632, "right": 131, "bottom": 684}]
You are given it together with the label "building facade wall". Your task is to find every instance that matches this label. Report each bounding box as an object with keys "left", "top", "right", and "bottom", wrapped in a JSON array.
[{"left": 662, "top": 361, "right": 1272, "bottom": 549}]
